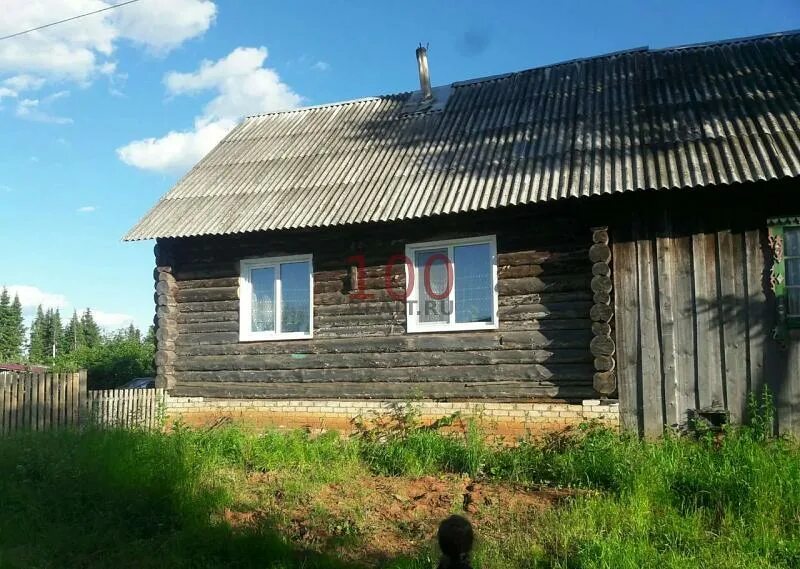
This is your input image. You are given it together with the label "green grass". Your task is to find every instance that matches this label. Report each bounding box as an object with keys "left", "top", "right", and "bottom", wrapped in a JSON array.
[{"left": 0, "top": 416, "right": 799, "bottom": 568}]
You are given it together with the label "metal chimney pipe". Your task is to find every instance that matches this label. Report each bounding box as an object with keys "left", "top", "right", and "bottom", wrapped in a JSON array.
[{"left": 416, "top": 44, "right": 433, "bottom": 101}]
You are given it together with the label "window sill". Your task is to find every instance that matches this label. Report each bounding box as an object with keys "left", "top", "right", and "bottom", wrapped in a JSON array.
[
  {"left": 239, "top": 332, "right": 313, "bottom": 342},
  {"left": 406, "top": 322, "right": 498, "bottom": 334}
]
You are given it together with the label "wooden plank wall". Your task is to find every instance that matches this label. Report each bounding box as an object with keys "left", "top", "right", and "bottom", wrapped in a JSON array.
[
  {"left": 613, "top": 208, "right": 800, "bottom": 435},
  {"left": 161, "top": 207, "right": 599, "bottom": 400}
]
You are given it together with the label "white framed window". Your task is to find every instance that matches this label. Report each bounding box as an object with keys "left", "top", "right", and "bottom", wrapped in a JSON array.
[
  {"left": 239, "top": 254, "right": 313, "bottom": 341},
  {"left": 405, "top": 235, "right": 498, "bottom": 333}
]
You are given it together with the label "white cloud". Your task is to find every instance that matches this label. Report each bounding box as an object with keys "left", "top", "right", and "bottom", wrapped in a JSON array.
[
  {"left": 118, "top": 117, "right": 235, "bottom": 174},
  {"left": 4, "top": 74, "right": 45, "bottom": 92},
  {"left": 15, "top": 91, "right": 72, "bottom": 124},
  {"left": 118, "top": 46, "right": 302, "bottom": 174},
  {"left": 3, "top": 284, "right": 137, "bottom": 331},
  {"left": 112, "top": 0, "right": 216, "bottom": 53},
  {"left": 0, "top": 1, "right": 215, "bottom": 83},
  {"left": 312, "top": 60, "right": 330, "bottom": 72},
  {"left": 5, "top": 285, "right": 68, "bottom": 310},
  {"left": 92, "top": 310, "right": 135, "bottom": 329},
  {"left": 77, "top": 205, "right": 96, "bottom": 213}
]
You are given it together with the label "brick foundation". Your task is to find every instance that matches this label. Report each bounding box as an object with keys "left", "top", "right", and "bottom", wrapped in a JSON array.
[{"left": 165, "top": 396, "right": 619, "bottom": 437}]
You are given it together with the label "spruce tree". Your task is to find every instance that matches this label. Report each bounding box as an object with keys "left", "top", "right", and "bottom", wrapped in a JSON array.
[
  {"left": 28, "top": 305, "right": 46, "bottom": 363},
  {"left": 124, "top": 323, "right": 141, "bottom": 342},
  {"left": 63, "top": 311, "right": 84, "bottom": 354},
  {"left": 0, "top": 288, "right": 10, "bottom": 360},
  {"left": 81, "top": 308, "right": 102, "bottom": 348},
  {"left": 145, "top": 325, "right": 157, "bottom": 349},
  {"left": 7, "top": 294, "right": 25, "bottom": 360},
  {"left": 49, "top": 309, "right": 64, "bottom": 359}
]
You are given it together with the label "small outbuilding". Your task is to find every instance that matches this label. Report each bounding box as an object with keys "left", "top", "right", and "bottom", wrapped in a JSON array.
[{"left": 126, "top": 32, "right": 800, "bottom": 435}]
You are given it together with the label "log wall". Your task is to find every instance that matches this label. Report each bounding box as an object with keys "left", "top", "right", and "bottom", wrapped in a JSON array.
[{"left": 156, "top": 206, "right": 599, "bottom": 400}]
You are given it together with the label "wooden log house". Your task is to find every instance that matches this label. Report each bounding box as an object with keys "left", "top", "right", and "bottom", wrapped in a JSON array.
[{"left": 126, "top": 32, "right": 800, "bottom": 435}]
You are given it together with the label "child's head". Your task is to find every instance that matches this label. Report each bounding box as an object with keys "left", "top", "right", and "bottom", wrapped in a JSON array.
[{"left": 437, "top": 515, "right": 474, "bottom": 565}]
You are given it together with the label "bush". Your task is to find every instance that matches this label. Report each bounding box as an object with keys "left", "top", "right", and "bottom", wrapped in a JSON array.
[{"left": 53, "top": 334, "right": 155, "bottom": 389}]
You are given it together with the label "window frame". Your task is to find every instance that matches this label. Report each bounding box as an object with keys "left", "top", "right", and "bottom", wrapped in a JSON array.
[
  {"left": 239, "top": 254, "right": 314, "bottom": 342},
  {"left": 404, "top": 235, "right": 498, "bottom": 333}
]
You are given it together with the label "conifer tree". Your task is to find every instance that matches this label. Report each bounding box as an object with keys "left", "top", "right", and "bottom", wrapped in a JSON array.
[
  {"left": 49, "top": 309, "right": 64, "bottom": 359},
  {"left": 0, "top": 288, "right": 10, "bottom": 359},
  {"left": 81, "top": 308, "right": 102, "bottom": 348},
  {"left": 145, "top": 325, "right": 157, "bottom": 350},
  {"left": 63, "top": 310, "right": 83, "bottom": 354},
  {"left": 28, "top": 305, "right": 47, "bottom": 363},
  {"left": 7, "top": 294, "right": 25, "bottom": 360}
]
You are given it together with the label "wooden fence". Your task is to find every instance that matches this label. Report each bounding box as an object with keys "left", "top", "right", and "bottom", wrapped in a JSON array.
[
  {"left": 86, "top": 388, "right": 166, "bottom": 428},
  {"left": 0, "top": 371, "right": 165, "bottom": 433}
]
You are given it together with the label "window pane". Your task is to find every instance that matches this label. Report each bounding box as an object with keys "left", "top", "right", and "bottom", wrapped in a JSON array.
[
  {"left": 251, "top": 267, "right": 275, "bottom": 332},
  {"left": 415, "top": 249, "right": 451, "bottom": 324},
  {"left": 785, "top": 228, "right": 800, "bottom": 257},
  {"left": 789, "top": 288, "right": 800, "bottom": 317},
  {"left": 786, "top": 258, "right": 800, "bottom": 288},
  {"left": 280, "top": 261, "right": 311, "bottom": 333},
  {"left": 454, "top": 243, "right": 493, "bottom": 323}
]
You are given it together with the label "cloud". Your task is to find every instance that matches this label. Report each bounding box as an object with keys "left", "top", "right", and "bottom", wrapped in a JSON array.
[
  {"left": 3, "top": 284, "right": 137, "bottom": 331},
  {"left": 4, "top": 74, "right": 45, "bottom": 92},
  {"left": 92, "top": 310, "right": 135, "bottom": 329},
  {"left": 5, "top": 285, "right": 68, "bottom": 310},
  {"left": 112, "top": 0, "right": 216, "bottom": 53},
  {"left": 118, "top": 46, "right": 302, "bottom": 173},
  {"left": 312, "top": 60, "right": 330, "bottom": 72},
  {"left": 77, "top": 205, "right": 96, "bottom": 213},
  {"left": 0, "top": 1, "right": 216, "bottom": 82},
  {"left": 15, "top": 90, "right": 72, "bottom": 124},
  {"left": 118, "top": 117, "right": 235, "bottom": 174}
]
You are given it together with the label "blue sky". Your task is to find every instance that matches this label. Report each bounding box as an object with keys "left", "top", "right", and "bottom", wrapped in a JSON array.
[{"left": 1, "top": 0, "right": 799, "bottom": 332}]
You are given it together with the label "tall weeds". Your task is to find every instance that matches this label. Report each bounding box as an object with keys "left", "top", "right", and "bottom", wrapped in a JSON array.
[{"left": 0, "top": 405, "right": 798, "bottom": 568}]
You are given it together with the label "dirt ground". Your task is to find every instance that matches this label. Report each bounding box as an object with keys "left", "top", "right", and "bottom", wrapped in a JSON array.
[{"left": 224, "top": 472, "right": 581, "bottom": 565}]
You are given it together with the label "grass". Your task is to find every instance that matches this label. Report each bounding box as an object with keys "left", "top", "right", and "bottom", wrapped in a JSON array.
[{"left": 0, "top": 405, "right": 799, "bottom": 568}]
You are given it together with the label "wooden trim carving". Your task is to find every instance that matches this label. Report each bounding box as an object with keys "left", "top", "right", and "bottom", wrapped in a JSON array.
[
  {"left": 590, "top": 227, "right": 616, "bottom": 395},
  {"left": 154, "top": 241, "right": 178, "bottom": 389},
  {"left": 768, "top": 225, "right": 788, "bottom": 348}
]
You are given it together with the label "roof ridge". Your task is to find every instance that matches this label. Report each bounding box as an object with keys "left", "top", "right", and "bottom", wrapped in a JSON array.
[
  {"left": 244, "top": 94, "right": 410, "bottom": 120},
  {"left": 242, "top": 29, "right": 800, "bottom": 121}
]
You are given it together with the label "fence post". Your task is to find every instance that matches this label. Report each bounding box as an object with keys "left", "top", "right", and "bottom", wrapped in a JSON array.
[{"left": 78, "top": 370, "right": 88, "bottom": 427}]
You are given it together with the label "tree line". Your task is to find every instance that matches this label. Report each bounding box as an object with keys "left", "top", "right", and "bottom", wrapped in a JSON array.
[
  {"left": 0, "top": 287, "right": 155, "bottom": 388},
  {"left": 0, "top": 289, "right": 25, "bottom": 361}
]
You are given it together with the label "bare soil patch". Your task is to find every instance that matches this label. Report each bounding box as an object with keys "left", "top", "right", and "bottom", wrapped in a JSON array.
[{"left": 224, "top": 472, "right": 581, "bottom": 565}]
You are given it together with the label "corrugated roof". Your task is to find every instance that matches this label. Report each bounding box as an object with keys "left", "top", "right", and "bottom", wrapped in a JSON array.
[{"left": 125, "top": 31, "right": 800, "bottom": 241}]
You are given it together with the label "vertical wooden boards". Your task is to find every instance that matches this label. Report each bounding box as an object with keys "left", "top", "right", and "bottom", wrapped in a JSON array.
[
  {"left": 691, "top": 231, "right": 725, "bottom": 408},
  {"left": 36, "top": 374, "right": 45, "bottom": 431},
  {"left": 10, "top": 375, "right": 18, "bottom": 431},
  {"left": 655, "top": 227, "right": 678, "bottom": 427},
  {"left": 718, "top": 230, "right": 749, "bottom": 423},
  {"left": 613, "top": 238, "right": 641, "bottom": 434},
  {"left": 78, "top": 370, "right": 88, "bottom": 427},
  {"left": 0, "top": 374, "right": 7, "bottom": 434},
  {"left": 668, "top": 232, "right": 697, "bottom": 426},
  {"left": 743, "top": 228, "right": 771, "bottom": 430},
  {"left": 0, "top": 374, "right": 6, "bottom": 435},
  {"left": 614, "top": 214, "right": 800, "bottom": 435},
  {"left": 637, "top": 232, "right": 665, "bottom": 437}
]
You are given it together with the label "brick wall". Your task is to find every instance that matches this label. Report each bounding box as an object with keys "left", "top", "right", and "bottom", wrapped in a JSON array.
[{"left": 165, "top": 396, "right": 619, "bottom": 437}]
